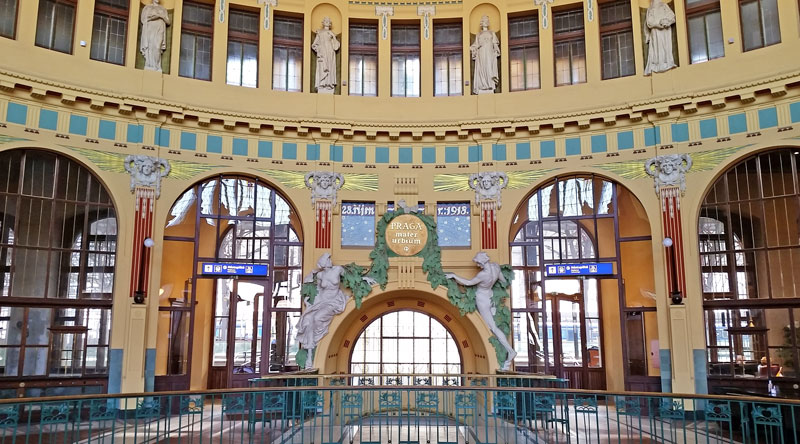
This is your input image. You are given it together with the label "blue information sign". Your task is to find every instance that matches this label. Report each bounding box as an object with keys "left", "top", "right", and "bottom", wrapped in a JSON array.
[
  {"left": 201, "top": 263, "right": 269, "bottom": 277},
  {"left": 544, "top": 262, "right": 614, "bottom": 277}
]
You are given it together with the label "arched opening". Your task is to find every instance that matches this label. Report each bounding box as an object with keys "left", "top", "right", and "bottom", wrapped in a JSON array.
[
  {"left": 0, "top": 149, "right": 117, "bottom": 397},
  {"left": 509, "top": 174, "right": 659, "bottom": 392},
  {"left": 349, "top": 310, "right": 462, "bottom": 384},
  {"left": 155, "top": 175, "right": 303, "bottom": 391},
  {"left": 699, "top": 148, "right": 800, "bottom": 397}
]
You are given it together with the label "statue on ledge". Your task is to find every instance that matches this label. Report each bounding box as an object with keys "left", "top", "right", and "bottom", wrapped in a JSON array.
[
  {"left": 446, "top": 252, "right": 516, "bottom": 370},
  {"left": 296, "top": 253, "right": 376, "bottom": 369},
  {"left": 140, "top": 0, "right": 171, "bottom": 72}
]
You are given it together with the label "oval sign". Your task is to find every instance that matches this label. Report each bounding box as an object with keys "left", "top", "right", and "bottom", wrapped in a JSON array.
[{"left": 385, "top": 214, "right": 428, "bottom": 256}]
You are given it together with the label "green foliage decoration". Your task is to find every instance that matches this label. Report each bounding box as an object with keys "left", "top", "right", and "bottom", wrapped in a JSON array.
[{"left": 297, "top": 206, "right": 514, "bottom": 368}]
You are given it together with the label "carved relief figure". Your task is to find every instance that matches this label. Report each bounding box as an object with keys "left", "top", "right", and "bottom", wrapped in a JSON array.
[
  {"left": 644, "top": 154, "right": 692, "bottom": 194},
  {"left": 304, "top": 171, "right": 344, "bottom": 207},
  {"left": 312, "top": 17, "right": 340, "bottom": 94},
  {"left": 296, "top": 254, "right": 348, "bottom": 369},
  {"left": 140, "top": 0, "right": 171, "bottom": 72},
  {"left": 469, "top": 172, "right": 508, "bottom": 206},
  {"left": 470, "top": 15, "right": 500, "bottom": 94},
  {"left": 123, "top": 155, "right": 170, "bottom": 197},
  {"left": 644, "top": 0, "right": 676, "bottom": 75},
  {"left": 446, "top": 252, "right": 517, "bottom": 370}
]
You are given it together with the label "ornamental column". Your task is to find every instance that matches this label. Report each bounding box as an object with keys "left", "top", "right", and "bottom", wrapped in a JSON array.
[
  {"left": 644, "top": 154, "right": 697, "bottom": 394},
  {"left": 469, "top": 172, "right": 508, "bottom": 249},
  {"left": 120, "top": 155, "right": 169, "bottom": 393},
  {"left": 304, "top": 171, "right": 344, "bottom": 249}
]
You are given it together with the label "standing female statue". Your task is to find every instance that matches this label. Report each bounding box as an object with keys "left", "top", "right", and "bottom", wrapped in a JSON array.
[
  {"left": 644, "top": 0, "right": 676, "bottom": 75},
  {"left": 470, "top": 15, "right": 500, "bottom": 94},
  {"left": 312, "top": 17, "right": 340, "bottom": 94},
  {"left": 446, "top": 252, "right": 517, "bottom": 370},
  {"left": 140, "top": 0, "right": 171, "bottom": 72}
]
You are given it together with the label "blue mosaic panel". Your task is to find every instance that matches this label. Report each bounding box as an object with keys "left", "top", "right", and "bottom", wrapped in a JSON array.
[
  {"left": 127, "top": 124, "right": 144, "bottom": 143},
  {"left": 207, "top": 135, "right": 223, "bottom": 153},
  {"left": 39, "top": 109, "right": 58, "bottom": 130},
  {"left": 728, "top": 113, "right": 747, "bottom": 134},
  {"left": 445, "top": 146, "right": 459, "bottom": 163},
  {"left": 644, "top": 127, "right": 660, "bottom": 146},
  {"left": 399, "top": 147, "right": 412, "bottom": 163},
  {"left": 671, "top": 123, "right": 689, "bottom": 142},
  {"left": 468, "top": 145, "right": 482, "bottom": 162},
  {"left": 69, "top": 115, "right": 88, "bottom": 136},
  {"left": 341, "top": 202, "right": 376, "bottom": 247},
  {"left": 791, "top": 102, "right": 800, "bottom": 123},
  {"left": 5, "top": 102, "right": 27, "bottom": 125},
  {"left": 540, "top": 140, "right": 555, "bottom": 158},
  {"left": 233, "top": 138, "right": 249, "bottom": 156},
  {"left": 617, "top": 131, "right": 634, "bottom": 150},
  {"left": 282, "top": 142, "right": 297, "bottom": 159},
  {"left": 437, "top": 202, "right": 470, "bottom": 247},
  {"left": 758, "top": 107, "right": 778, "bottom": 129},
  {"left": 98, "top": 120, "right": 116, "bottom": 140},
  {"left": 700, "top": 119, "right": 717, "bottom": 138},
  {"left": 565, "top": 138, "right": 581, "bottom": 156},
  {"left": 306, "top": 143, "right": 320, "bottom": 160},
  {"left": 353, "top": 146, "right": 366, "bottom": 162},
  {"left": 376, "top": 147, "right": 389, "bottom": 163},
  {"left": 258, "top": 140, "right": 272, "bottom": 158},
  {"left": 330, "top": 145, "right": 343, "bottom": 162},
  {"left": 421, "top": 147, "right": 435, "bottom": 163},
  {"left": 516, "top": 142, "right": 531, "bottom": 159},
  {"left": 590, "top": 135, "right": 607, "bottom": 153},
  {"left": 181, "top": 132, "right": 197, "bottom": 150},
  {"left": 492, "top": 144, "right": 506, "bottom": 161},
  {"left": 155, "top": 128, "right": 170, "bottom": 147}
]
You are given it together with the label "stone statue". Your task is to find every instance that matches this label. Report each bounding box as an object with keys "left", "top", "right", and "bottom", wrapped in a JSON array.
[
  {"left": 644, "top": 154, "right": 692, "bottom": 195},
  {"left": 469, "top": 172, "right": 508, "bottom": 207},
  {"left": 644, "top": 0, "right": 676, "bottom": 75},
  {"left": 123, "top": 155, "right": 170, "bottom": 197},
  {"left": 304, "top": 171, "right": 344, "bottom": 207},
  {"left": 296, "top": 254, "right": 376, "bottom": 369},
  {"left": 396, "top": 199, "right": 419, "bottom": 213},
  {"left": 470, "top": 15, "right": 500, "bottom": 94},
  {"left": 140, "top": 0, "right": 171, "bottom": 72},
  {"left": 446, "top": 252, "right": 517, "bottom": 370},
  {"left": 296, "top": 254, "right": 347, "bottom": 369},
  {"left": 312, "top": 17, "right": 340, "bottom": 94}
]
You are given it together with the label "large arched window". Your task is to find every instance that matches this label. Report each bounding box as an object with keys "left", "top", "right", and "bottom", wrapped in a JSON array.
[
  {"left": 0, "top": 149, "right": 116, "bottom": 397},
  {"left": 157, "top": 175, "right": 303, "bottom": 390},
  {"left": 700, "top": 148, "right": 800, "bottom": 396},
  {"left": 510, "top": 174, "right": 658, "bottom": 392},
  {"left": 350, "top": 310, "right": 462, "bottom": 381}
]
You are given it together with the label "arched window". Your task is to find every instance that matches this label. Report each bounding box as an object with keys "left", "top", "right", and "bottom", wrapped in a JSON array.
[
  {"left": 0, "top": 149, "right": 116, "bottom": 396},
  {"left": 699, "top": 148, "right": 800, "bottom": 395},
  {"left": 350, "top": 310, "right": 462, "bottom": 381},
  {"left": 510, "top": 174, "right": 657, "bottom": 392},
  {"left": 158, "top": 174, "right": 303, "bottom": 390}
]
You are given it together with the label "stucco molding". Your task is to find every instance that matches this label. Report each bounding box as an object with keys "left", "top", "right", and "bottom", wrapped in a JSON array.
[{"left": 1, "top": 68, "right": 799, "bottom": 141}]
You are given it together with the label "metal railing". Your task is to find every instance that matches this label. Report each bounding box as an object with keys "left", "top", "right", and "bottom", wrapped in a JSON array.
[{"left": 0, "top": 373, "right": 797, "bottom": 444}]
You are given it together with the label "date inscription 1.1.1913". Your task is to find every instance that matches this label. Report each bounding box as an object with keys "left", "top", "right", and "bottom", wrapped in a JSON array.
[{"left": 385, "top": 214, "right": 428, "bottom": 256}]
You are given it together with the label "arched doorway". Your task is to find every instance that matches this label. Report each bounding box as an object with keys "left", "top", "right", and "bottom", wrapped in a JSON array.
[
  {"left": 349, "top": 310, "right": 462, "bottom": 384},
  {"left": 0, "top": 149, "right": 117, "bottom": 397},
  {"left": 509, "top": 174, "right": 660, "bottom": 391},
  {"left": 155, "top": 175, "right": 303, "bottom": 390},
  {"left": 698, "top": 148, "right": 800, "bottom": 398}
]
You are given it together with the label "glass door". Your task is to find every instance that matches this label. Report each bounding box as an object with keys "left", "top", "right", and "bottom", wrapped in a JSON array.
[
  {"left": 544, "top": 278, "right": 604, "bottom": 389},
  {"left": 209, "top": 278, "right": 267, "bottom": 388}
]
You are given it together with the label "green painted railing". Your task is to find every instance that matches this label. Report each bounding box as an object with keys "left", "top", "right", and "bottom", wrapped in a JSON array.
[{"left": 0, "top": 374, "right": 797, "bottom": 444}]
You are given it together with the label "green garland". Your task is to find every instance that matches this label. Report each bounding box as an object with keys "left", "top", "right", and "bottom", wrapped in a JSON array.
[{"left": 297, "top": 206, "right": 514, "bottom": 368}]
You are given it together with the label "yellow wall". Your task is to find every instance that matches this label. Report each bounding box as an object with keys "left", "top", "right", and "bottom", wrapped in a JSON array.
[{"left": 2, "top": 0, "right": 800, "bottom": 394}]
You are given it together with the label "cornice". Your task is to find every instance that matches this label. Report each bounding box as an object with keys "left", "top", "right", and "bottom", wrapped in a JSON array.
[{"left": 2, "top": 68, "right": 799, "bottom": 141}]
